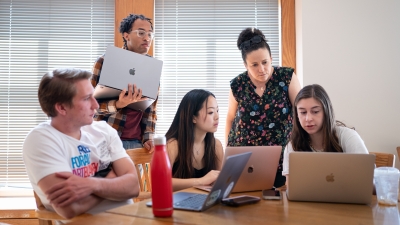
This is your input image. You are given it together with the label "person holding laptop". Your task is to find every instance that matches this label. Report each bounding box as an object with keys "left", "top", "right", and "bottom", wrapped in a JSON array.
[
  {"left": 165, "top": 89, "right": 224, "bottom": 191},
  {"left": 23, "top": 68, "right": 139, "bottom": 219},
  {"left": 91, "top": 14, "right": 157, "bottom": 151},
  {"left": 282, "top": 84, "right": 369, "bottom": 186},
  {"left": 225, "top": 27, "right": 301, "bottom": 188}
]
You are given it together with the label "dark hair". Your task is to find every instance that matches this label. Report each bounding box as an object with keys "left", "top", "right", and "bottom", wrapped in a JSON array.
[
  {"left": 291, "top": 84, "right": 343, "bottom": 152},
  {"left": 165, "top": 89, "right": 218, "bottom": 178},
  {"left": 38, "top": 68, "right": 92, "bottom": 117},
  {"left": 237, "top": 27, "right": 271, "bottom": 62},
  {"left": 119, "top": 14, "right": 153, "bottom": 49}
]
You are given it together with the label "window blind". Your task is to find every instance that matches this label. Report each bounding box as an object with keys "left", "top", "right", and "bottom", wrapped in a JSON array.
[
  {"left": 154, "top": 0, "right": 280, "bottom": 146},
  {"left": 0, "top": 0, "right": 114, "bottom": 188}
]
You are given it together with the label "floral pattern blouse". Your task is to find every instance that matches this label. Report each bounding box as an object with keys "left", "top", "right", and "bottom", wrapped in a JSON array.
[{"left": 227, "top": 67, "right": 294, "bottom": 186}]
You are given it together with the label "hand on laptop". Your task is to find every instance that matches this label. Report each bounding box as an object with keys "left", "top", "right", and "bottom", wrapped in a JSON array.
[
  {"left": 116, "top": 84, "right": 143, "bottom": 109},
  {"left": 199, "top": 170, "right": 220, "bottom": 186}
]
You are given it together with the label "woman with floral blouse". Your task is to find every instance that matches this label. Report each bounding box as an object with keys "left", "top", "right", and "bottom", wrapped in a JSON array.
[{"left": 225, "top": 27, "right": 301, "bottom": 188}]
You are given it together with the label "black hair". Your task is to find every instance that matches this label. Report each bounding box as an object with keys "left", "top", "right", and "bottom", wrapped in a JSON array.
[
  {"left": 237, "top": 27, "right": 271, "bottom": 62},
  {"left": 165, "top": 89, "right": 218, "bottom": 178},
  {"left": 119, "top": 14, "right": 153, "bottom": 49}
]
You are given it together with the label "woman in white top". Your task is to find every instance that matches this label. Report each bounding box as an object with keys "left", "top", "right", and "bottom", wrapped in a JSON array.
[{"left": 282, "top": 84, "right": 368, "bottom": 185}]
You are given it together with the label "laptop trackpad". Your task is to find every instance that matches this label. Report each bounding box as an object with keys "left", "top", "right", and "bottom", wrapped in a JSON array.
[{"left": 146, "top": 192, "right": 202, "bottom": 207}]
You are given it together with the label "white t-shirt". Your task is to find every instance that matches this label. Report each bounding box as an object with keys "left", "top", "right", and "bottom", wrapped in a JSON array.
[
  {"left": 23, "top": 121, "right": 132, "bottom": 214},
  {"left": 282, "top": 126, "right": 369, "bottom": 176}
]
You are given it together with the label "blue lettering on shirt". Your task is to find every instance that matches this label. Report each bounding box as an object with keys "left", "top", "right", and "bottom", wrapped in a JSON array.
[{"left": 71, "top": 145, "right": 91, "bottom": 169}]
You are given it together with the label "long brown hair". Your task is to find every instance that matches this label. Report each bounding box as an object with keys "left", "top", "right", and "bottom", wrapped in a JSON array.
[
  {"left": 291, "top": 84, "right": 343, "bottom": 152},
  {"left": 165, "top": 89, "right": 218, "bottom": 178}
]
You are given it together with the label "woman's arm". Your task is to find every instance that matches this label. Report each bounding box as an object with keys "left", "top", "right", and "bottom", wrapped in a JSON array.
[
  {"left": 172, "top": 171, "right": 220, "bottom": 192},
  {"left": 288, "top": 72, "right": 301, "bottom": 105},
  {"left": 225, "top": 89, "right": 238, "bottom": 144},
  {"left": 215, "top": 138, "right": 224, "bottom": 170}
]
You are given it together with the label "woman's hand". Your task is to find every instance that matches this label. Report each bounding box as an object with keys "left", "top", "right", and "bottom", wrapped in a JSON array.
[{"left": 199, "top": 170, "right": 220, "bottom": 186}]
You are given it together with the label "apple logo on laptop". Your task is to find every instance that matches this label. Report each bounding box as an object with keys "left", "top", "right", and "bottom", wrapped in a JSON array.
[
  {"left": 326, "top": 173, "right": 335, "bottom": 182},
  {"left": 247, "top": 166, "right": 254, "bottom": 173},
  {"left": 129, "top": 68, "right": 135, "bottom": 75}
]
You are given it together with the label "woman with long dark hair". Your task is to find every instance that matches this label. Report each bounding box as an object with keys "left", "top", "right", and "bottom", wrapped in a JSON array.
[{"left": 166, "top": 89, "right": 223, "bottom": 191}]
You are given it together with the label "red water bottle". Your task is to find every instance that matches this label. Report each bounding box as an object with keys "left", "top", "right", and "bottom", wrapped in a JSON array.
[{"left": 150, "top": 135, "right": 173, "bottom": 217}]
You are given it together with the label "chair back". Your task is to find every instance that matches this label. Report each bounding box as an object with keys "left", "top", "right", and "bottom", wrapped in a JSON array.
[
  {"left": 369, "top": 152, "right": 395, "bottom": 167},
  {"left": 126, "top": 148, "right": 153, "bottom": 201}
]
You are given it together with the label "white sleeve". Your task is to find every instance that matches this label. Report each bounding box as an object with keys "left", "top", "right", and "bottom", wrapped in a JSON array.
[
  {"left": 23, "top": 128, "right": 72, "bottom": 185},
  {"left": 282, "top": 142, "right": 294, "bottom": 176},
  {"left": 338, "top": 127, "right": 369, "bottom": 154}
]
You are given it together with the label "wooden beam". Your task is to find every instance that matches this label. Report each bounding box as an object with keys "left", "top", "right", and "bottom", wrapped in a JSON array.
[
  {"left": 281, "top": 0, "right": 296, "bottom": 72},
  {"left": 115, "top": 0, "right": 155, "bottom": 56}
]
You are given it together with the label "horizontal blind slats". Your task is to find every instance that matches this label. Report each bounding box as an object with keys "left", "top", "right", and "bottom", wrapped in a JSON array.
[
  {"left": 154, "top": 0, "right": 279, "bottom": 145},
  {"left": 0, "top": 0, "right": 114, "bottom": 188}
]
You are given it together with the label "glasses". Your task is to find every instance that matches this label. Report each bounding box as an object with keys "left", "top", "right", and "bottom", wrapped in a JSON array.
[
  {"left": 239, "top": 35, "right": 264, "bottom": 50},
  {"left": 131, "top": 30, "right": 155, "bottom": 39}
]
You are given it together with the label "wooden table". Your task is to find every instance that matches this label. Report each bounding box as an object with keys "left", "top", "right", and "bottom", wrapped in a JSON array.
[
  {"left": 73, "top": 188, "right": 400, "bottom": 225},
  {"left": 67, "top": 212, "right": 173, "bottom": 225}
]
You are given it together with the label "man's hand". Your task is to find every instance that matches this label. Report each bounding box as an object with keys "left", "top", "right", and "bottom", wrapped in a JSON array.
[
  {"left": 115, "top": 84, "right": 143, "bottom": 109},
  {"left": 143, "top": 140, "right": 154, "bottom": 153},
  {"left": 45, "top": 172, "right": 95, "bottom": 207}
]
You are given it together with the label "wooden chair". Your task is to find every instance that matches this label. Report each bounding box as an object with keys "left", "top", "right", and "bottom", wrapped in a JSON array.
[
  {"left": 126, "top": 147, "right": 153, "bottom": 202},
  {"left": 34, "top": 191, "right": 90, "bottom": 225},
  {"left": 369, "top": 152, "right": 395, "bottom": 168}
]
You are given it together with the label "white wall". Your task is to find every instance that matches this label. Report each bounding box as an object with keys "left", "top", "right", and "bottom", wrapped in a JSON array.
[{"left": 296, "top": 0, "right": 400, "bottom": 168}]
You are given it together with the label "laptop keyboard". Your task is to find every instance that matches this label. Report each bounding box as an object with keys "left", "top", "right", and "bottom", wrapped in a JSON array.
[{"left": 174, "top": 194, "right": 207, "bottom": 209}]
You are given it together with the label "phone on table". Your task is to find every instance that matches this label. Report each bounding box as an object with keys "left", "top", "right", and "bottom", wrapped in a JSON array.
[
  {"left": 262, "top": 188, "right": 281, "bottom": 200},
  {"left": 221, "top": 195, "right": 261, "bottom": 207}
]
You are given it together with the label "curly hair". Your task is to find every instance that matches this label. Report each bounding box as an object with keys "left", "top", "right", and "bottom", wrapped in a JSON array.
[
  {"left": 237, "top": 27, "right": 271, "bottom": 62},
  {"left": 119, "top": 14, "right": 153, "bottom": 49}
]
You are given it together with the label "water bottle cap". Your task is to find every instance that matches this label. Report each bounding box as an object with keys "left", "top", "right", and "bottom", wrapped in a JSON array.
[{"left": 153, "top": 135, "right": 166, "bottom": 145}]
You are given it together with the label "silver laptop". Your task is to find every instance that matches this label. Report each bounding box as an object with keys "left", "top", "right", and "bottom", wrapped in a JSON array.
[
  {"left": 224, "top": 146, "right": 281, "bottom": 192},
  {"left": 287, "top": 152, "right": 375, "bottom": 204},
  {"left": 93, "top": 45, "right": 163, "bottom": 111},
  {"left": 146, "top": 152, "right": 251, "bottom": 212}
]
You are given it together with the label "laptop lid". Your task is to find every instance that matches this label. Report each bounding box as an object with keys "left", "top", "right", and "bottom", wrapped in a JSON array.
[
  {"left": 287, "top": 152, "right": 375, "bottom": 204},
  {"left": 93, "top": 45, "right": 163, "bottom": 100},
  {"left": 146, "top": 152, "right": 252, "bottom": 212},
  {"left": 223, "top": 146, "right": 281, "bottom": 192}
]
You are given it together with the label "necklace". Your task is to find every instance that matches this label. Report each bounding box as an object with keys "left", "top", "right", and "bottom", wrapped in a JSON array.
[
  {"left": 260, "top": 86, "right": 265, "bottom": 91},
  {"left": 309, "top": 142, "right": 324, "bottom": 152}
]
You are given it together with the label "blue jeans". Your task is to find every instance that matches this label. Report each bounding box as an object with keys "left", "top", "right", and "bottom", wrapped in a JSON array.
[{"left": 122, "top": 139, "right": 143, "bottom": 150}]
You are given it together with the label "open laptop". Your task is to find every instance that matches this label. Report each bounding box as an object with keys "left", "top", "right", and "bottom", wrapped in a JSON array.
[
  {"left": 146, "top": 152, "right": 252, "bottom": 212},
  {"left": 225, "top": 146, "right": 281, "bottom": 192},
  {"left": 93, "top": 45, "right": 163, "bottom": 111},
  {"left": 287, "top": 152, "right": 375, "bottom": 204},
  {"left": 195, "top": 146, "right": 281, "bottom": 193}
]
